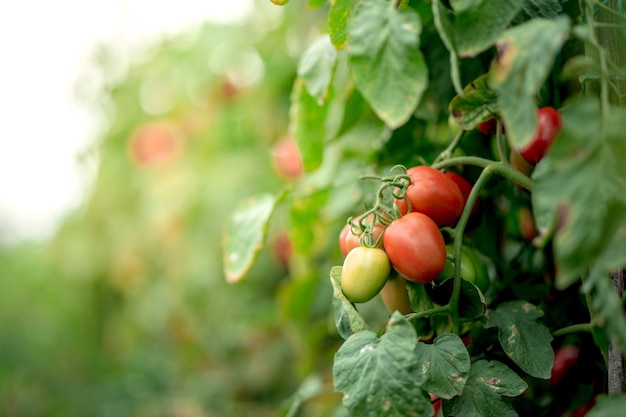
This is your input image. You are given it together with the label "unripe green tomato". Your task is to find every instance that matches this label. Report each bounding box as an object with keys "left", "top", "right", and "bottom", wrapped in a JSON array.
[
  {"left": 436, "top": 245, "right": 489, "bottom": 293},
  {"left": 341, "top": 246, "right": 390, "bottom": 303},
  {"left": 380, "top": 275, "right": 413, "bottom": 315}
]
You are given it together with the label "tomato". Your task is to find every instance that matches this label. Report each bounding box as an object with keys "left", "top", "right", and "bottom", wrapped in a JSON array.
[
  {"left": 272, "top": 231, "right": 293, "bottom": 270},
  {"left": 437, "top": 245, "right": 490, "bottom": 293},
  {"left": 339, "top": 214, "right": 386, "bottom": 256},
  {"left": 128, "top": 121, "right": 182, "bottom": 166},
  {"left": 430, "top": 393, "right": 441, "bottom": 416},
  {"left": 477, "top": 118, "right": 503, "bottom": 136},
  {"left": 271, "top": 136, "right": 303, "bottom": 179},
  {"left": 383, "top": 212, "right": 446, "bottom": 284},
  {"left": 380, "top": 275, "right": 413, "bottom": 314},
  {"left": 549, "top": 344, "right": 580, "bottom": 386},
  {"left": 395, "top": 166, "right": 465, "bottom": 227},
  {"left": 444, "top": 171, "right": 481, "bottom": 221},
  {"left": 269, "top": 0, "right": 290, "bottom": 4},
  {"left": 518, "top": 107, "right": 562, "bottom": 165},
  {"left": 340, "top": 246, "right": 390, "bottom": 303}
]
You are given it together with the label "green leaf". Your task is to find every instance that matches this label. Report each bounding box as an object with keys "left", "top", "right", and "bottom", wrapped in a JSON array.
[
  {"left": 222, "top": 193, "right": 278, "bottom": 283},
  {"left": 308, "top": 0, "right": 327, "bottom": 8},
  {"left": 449, "top": 74, "right": 500, "bottom": 130},
  {"left": 407, "top": 281, "right": 435, "bottom": 313},
  {"left": 348, "top": 0, "right": 428, "bottom": 128},
  {"left": 490, "top": 17, "right": 570, "bottom": 149},
  {"left": 330, "top": 266, "right": 368, "bottom": 339},
  {"left": 483, "top": 300, "right": 554, "bottom": 379},
  {"left": 435, "top": 0, "right": 523, "bottom": 58},
  {"left": 298, "top": 35, "right": 338, "bottom": 103},
  {"left": 289, "top": 78, "right": 329, "bottom": 172},
  {"left": 450, "top": 0, "right": 484, "bottom": 12},
  {"left": 443, "top": 360, "right": 528, "bottom": 417},
  {"left": 426, "top": 278, "right": 487, "bottom": 319},
  {"left": 333, "top": 313, "right": 433, "bottom": 417},
  {"left": 587, "top": 394, "right": 626, "bottom": 417},
  {"left": 532, "top": 99, "right": 626, "bottom": 289},
  {"left": 520, "top": 0, "right": 562, "bottom": 19},
  {"left": 414, "top": 333, "right": 471, "bottom": 399},
  {"left": 329, "top": 0, "right": 351, "bottom": 49}
]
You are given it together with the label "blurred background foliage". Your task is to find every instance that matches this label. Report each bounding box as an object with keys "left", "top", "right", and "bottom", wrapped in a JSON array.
[{"left": 0, "top": 2, "right": 352, "bottom": 416}]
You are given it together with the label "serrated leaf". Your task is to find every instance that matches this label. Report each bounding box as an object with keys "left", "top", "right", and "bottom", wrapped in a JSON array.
[
  {"left": 587, "top": 394, "right": 626, "bottom": 417},
  {"left": 330, "top": 266, "right": 368, "bottom": 339},
  {"left": 222, "top": 193, "right": 278, "bottom": 283},
  {"left": 532, "top": 98, "right": 626, "bottom": 289},
  {"left": 329, "top": 0, "right": 351, "bottom": 49},
  {"left": 333, "top": 313, "right": 433, "bottom": 417},
  {"left": 298, "top": 35, "right": 338, "bottom": 103},
  {"left": 443, "top": 360, "right": 528, "bottom": 417},
  {"left": 348, "top": 0, "right": 427, "bottom": 128},
  {"left": 483, "top": 300, "right": 553, "bottom": 379},
  {"left": 414, "top": 333, "right": 471, "bottom": 399},
  {"left": 490, "top": 17, "right": 570, "bottom": 149},
  {"left": 289, "top": 78, "right": 329, "bottom": 172},
  {"left": 449, "top": 74, "right": 500, "bottom": 130}
]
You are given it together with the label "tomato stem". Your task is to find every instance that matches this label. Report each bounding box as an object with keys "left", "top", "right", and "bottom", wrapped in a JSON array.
[
  {"left": 432, "top": 157, "right": 534, "bottom": 191},
  {"left": 447, "top": 166, "right": 496, "bottom": 334},
  {"left": 406, "top": 304, "right": 450, "bottom": 322},
  {"left": 552, "top": 322, "right": 593, "bottom": 337},
  {"left": 434, "top": 129, "right": 464, "bottom": 164}
]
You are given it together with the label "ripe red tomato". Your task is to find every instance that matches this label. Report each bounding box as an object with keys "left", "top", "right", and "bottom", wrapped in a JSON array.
[
  {"left": 549, "top": 344, "right": 580, "bottom": 386},
  {"left": 444, "top": 171, "right": 481, "bottom": 221},
  {"left": 271, "top": 136, "right": 303, "bottom": 179},
  {"left": 339, "top": 214, "right": 386, "bottom": 256},
  {"left": 340, "top": 246, "right": 390, "bottom": 303},
  {"left": 395, "top": 166, "right": 465, "bottom": 227},
  {"left": 128, "top": 121, "right": 182, "bottom": 166},
  {"left": 518, "top": 107, "right": 562, "bottom": 165},
  {"left": 379, "top": 275, "right": 413, "bottom": 314},
  {"left": 477, "top": 118, "right": 503, "bottom": 136},
  {"left": 383, "top": 212, "right": 446, "bottom": 284}
]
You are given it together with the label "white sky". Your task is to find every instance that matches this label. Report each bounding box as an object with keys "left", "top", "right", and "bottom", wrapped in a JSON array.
[{"left": 0, "top": 0, "right": 253, "bottom": 243}]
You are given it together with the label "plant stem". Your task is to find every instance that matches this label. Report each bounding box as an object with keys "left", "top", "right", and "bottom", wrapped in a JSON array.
[
  {"left": 552, "top": 323, "right": 593, "bottom": 337},
  {"left": 448, "top": 166, "right": 495, "bottom": 334},
  {"left": 433, "top": 157, "right": 533, "bottom": 191},
  {"left": 406, "top": 305, "right": 450, "bottom": 322}
]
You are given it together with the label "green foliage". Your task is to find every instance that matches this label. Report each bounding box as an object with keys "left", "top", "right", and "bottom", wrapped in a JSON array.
[
  {"left": 483, "top": 301, "right": 554, "bottom": 379},
  {"left": 333, "top": 313, "right": 433, "bottom": 417},
  {"left": 223, "top": 193, "right": 280, "bottom": 283},
  {"left": 348, "top": 0, "right": 428, "bottom": 128}
]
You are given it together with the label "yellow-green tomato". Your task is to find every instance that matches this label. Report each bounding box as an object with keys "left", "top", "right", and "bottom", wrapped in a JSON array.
[
  {"left": 380, "top": 275, "right": 413, "bottom": 315},
  {"left": 341, "top": 246, "right": 390, "bottom": 303}
]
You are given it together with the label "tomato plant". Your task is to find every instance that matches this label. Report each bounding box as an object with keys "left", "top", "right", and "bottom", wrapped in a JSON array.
[
  {"left": 222, "top": 1, "right": 626, "bottom": 416},
  {"left": 340, "top": 246, "right": 390, "bottom": 303},
  {"left": 395, "top": 166, "right": 464, "bottom": 227}
]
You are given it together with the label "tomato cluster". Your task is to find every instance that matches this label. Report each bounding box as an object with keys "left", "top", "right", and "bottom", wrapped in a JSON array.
[{"left": 338, "top": 165, "right": 485, "bottom": 307}]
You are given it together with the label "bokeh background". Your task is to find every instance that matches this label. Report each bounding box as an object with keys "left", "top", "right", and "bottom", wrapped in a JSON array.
[{"left": 0, "top": 2, "right": 349, "bottom": 416}]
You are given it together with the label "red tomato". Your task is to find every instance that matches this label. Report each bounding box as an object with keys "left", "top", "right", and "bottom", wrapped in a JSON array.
[
  {"left": 271, "top": 136, "right": 303, "bottom": 179},
  {"left": 340, "top": 246, "right": 390, "bottom": 303},
  {"left": 444, "top": 171, "right": 481, "bottom": 221},
  {"left": 395, "top": 166, "right": 465, "bottom": 227},
  {"left": 128, "top": 121, "right": 182, "bottom": 166},
  {"left": 549, "top": 344, "right": 580, "bottom": 386},
  {"left": 383, "top": 212, "right": 446, "bottom": 284},
  {"left": 430, "top": 393, "right": 441, "bottom": 416},
  {"left": 272, "top": 231, "right": 293, "bottom": 270},
  {"left": 477, "top": 118, "right": 503, "bottom": 136},
  {"left": 339, "top": 214, "right": 385, "bottom": 256},
  {"left": 518, "top": 107, "right": 562, "bottom": 165},
  {"left": 379, "top": 275, "right": 413, "bottom": 315}
]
